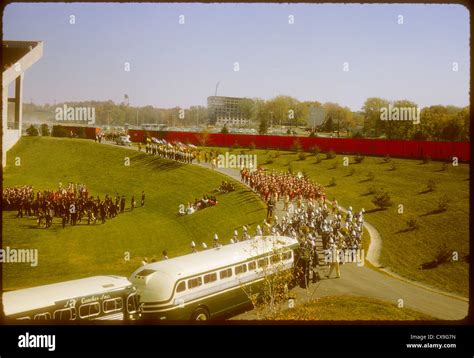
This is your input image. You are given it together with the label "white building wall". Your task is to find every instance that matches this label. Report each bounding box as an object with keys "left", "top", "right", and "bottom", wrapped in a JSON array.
[
  {"left": 2, "top": 75, "right": 23, "bottom": 167},
  {"left": 2, "top": 41, "right": 42, "bottom": 167}
]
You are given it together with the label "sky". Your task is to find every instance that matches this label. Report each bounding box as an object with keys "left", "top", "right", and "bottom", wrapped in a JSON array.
[{"left": 3, "top": 3, "right": 470, "bottom": 111}]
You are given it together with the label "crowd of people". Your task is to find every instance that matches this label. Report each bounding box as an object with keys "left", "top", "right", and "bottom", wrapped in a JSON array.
[
  {"left": 138, "top": 141, "right": 233, "bottom": 169},
  {"left": 241, "top": 168, "right": 326, "bottom": 208},
  {"left": 178, "top": 194, "right": 218, "bottom": 216},
  {"left": 141, "top": 139, "right": 198, "bottom": 164},
  {"left": 140, "top": 165, "right": 364, "bottom": 286},
  {"left": 2, "top": 183, "right": 144, "bottom": 229},
  {"left": 171, "top": 167, "right": 365, "bottom": 283},
  {"left": 217, "top": 181, "right": 235, "bottom": 193},
  {"left": 177, "top": 197, "right": 364, "bottom": 285}
]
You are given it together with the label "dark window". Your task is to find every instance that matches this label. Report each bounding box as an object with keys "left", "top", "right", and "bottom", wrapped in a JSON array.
[
  {"left": 103, "top": 298, "right": 123, "bottom": 313},
  {"left": 271, "top": 255, "right": 281, "bottom": 264},
  {"left": 248, "top": 261, "right": 257, "bottom": 270},
  {"left": 204, "top": 273, "right": 217, "bottom": 284},
  {"left": 220, "top": 268, "right": 232, "bottom": 279},
  {"left": 188, "top": 277, "right": 202, "bottom": 289},
  {"left": 79, "top": 302, "right": 101, "bottom": 318},
  {"left": 33, "top": 312, "right": 51, "bottom": 320},
  {"left": 235, "top": 264, "right": 247, "bottom": 275},
  {"left": 53, "top": 308, "right": 76, "bottom": 320},
  {"left": 258, "top": 258, "right": 269, "bottom": 268},
  {"left": 176, "top": 281, "right": 186, "bottom": 292},
  {"left": 282, "top": 251, "right": 293, "bottom": 261},
  {"left": 127, "top": 295, "right": 137, "bottom": 314},
  {"left": 136, "top": 269, "right": 156, "bottom": 277}
]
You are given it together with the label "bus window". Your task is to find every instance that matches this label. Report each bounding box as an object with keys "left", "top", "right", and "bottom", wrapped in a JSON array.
[
  {"left": 282, "top": 251, "right": 292, "bottom": 261},
  {"left": 103, "top": 298, "right": 123, "bottom": 313},
  {"left": 34, "top": 312, "right": 51, "bottom": 320},
  {"left": 53, "top": 308, "right": 76, "bottom": 320},
  {"left": 79, "top": 302, "right": 101, "bottom": 318},
  {"left": 176, "top": 281, "right": 186, "bottom": 293},
  {"left": 127, "top": 294, "right": 137, "bottom": 314},
  {"left": 235, "top": 264, "right": 247, "bottom": 275},
  {"left": 17, "top": 317, "right": 31, "bottom": 320},
  {"left": 188, "top": 277, "right": 202, "bottom": 289},
  {"left": 204, "top": 273, "right": 217, "bottom": 284},
  {"left": 135, "top": 269, "right": 156, "bottom": 278},
  {"left": 258, "top": 258, "right": 269, "bottom": 268},
  {"left": 219, "top": 268, "right": 232, "bottom": 279},
  {"left": 248, "top": 261, "right": 257, "bottom": 270},
  {"left": 271, "top": 255, "right": 281, "bottom": 264}
]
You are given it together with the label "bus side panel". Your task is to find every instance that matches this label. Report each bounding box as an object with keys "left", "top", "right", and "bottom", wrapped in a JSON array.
[{"left": 139, "top": 284, "right": 251, "bottom": 321}]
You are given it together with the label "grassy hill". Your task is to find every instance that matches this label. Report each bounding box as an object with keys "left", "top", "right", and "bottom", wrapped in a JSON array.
[
  {"left": 203, "top": 146, "right": 469, "bottom": 297},
  {"left": 273, "top": 295, "right": 435, "bottom": 320},
  {"left": 2, "top": 137, "right": 266, "bottom": 290}
]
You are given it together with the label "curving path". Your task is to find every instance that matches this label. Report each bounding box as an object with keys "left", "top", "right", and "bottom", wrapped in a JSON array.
[{"left": 194, "top": 162, "right": 468, "bottom": 320}]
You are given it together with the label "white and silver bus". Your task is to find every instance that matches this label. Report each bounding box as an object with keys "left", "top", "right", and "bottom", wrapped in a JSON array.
[
  {"left": 130, "top": 235, "right": 299, "bottom": 320},
  {"left": 3, "top": 275, "right": 138, "bottom": 321}
]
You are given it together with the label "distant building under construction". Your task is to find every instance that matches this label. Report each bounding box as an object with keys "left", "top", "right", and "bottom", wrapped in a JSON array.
[{"left": 207, "top": 96, "right": 249, "bottom": 126}]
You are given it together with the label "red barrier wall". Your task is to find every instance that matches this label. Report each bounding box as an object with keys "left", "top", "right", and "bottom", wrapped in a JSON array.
[{"left": 127, "top": 130, "right": 470, "bottom": 162}]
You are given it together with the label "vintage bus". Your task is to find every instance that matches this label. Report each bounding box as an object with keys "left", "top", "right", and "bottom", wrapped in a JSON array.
[
  {"left": 3, "top": 275, "right": 138, "bottom": 321},
  {"left": 130, "top": 235, "right": 299, "bottom": 321}
]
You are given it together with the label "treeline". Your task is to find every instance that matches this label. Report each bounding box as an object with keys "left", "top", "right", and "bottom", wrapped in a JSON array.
[
  {"left": 233, "top": 96, "right": 469, "bottom": 141},
  {"left": 22, "top": 97, "right": 469, "bottom": 141},
  {"left": 361, "top": 98, "right": 469, "bottom": 142}
]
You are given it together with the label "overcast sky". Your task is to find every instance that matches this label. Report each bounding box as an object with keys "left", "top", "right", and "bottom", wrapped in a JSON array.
[{"left": 3, "top": 3, "right": 470, "bottom": 111}]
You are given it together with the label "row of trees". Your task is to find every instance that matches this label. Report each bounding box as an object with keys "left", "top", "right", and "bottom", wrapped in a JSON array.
[
  {"left": 222, "top": 96, "right": 357, "bottom": 131},
  {"left": 254, "top": 96, "right": 469, "bottom": 141}
]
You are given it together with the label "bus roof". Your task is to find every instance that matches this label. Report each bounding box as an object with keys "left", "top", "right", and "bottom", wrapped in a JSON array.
[
  {"left": 131, "top": 236, "right": 298, "bottom": 282},
  {"left": 3, "top": 275, "right": 133, "bottom": 316}
]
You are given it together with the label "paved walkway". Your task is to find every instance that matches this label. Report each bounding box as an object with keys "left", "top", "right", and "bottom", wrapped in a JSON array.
[{"left": 107, "top": 142, "right": 469, "bottom": 320}]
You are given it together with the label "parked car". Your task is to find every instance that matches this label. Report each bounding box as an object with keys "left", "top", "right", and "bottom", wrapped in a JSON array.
[{"left": 116, "top": 135, "right": 132, "bottom": 146}]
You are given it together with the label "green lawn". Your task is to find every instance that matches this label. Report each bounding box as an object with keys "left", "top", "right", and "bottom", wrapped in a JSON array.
[
  {"left": 202, "top": 146, "right": 469, "bottom": 297},
  {"left": 273, "top": 295, "right": 435, "bottom": 320},
  {"left": 2, "top": 137, "right": 266, "bottom": 290}
]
